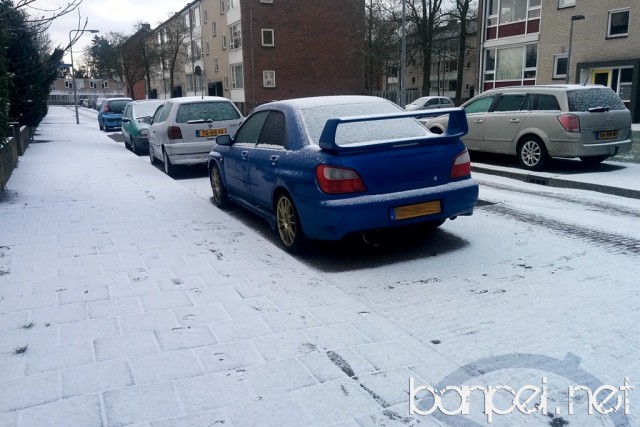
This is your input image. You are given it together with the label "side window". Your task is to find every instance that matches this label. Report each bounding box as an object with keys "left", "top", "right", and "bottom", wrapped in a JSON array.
[
  {"left": 426, "top": 98, "right": 439, "bottom": 106},
  {"left": 234, "top": 110, "right": 269, "bottom": 144},
  {"left": 464, "top": 96, "right": 495, "bottom": 114},
  {"left": 492, "top": 94, "right": 527, "bottom": 112},
  {"left": 441, "top": 98, "right": 453, "bottom": 105},
  {"left": 532, "top": 94, "right": 561, "bottom": 111},
  {"left": 152, "top": 105, "right": 167, "bottom": 123},
  {"left": 158, "top": 104, "right": 173, "bottom": 122},
  {"left": 257, "top": 111, "right": 286, "bottom": 148},
  {"left": 124, "top": 105, "right": 131, "bottom": 118}
]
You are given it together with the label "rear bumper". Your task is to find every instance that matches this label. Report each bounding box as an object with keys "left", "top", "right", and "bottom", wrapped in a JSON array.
[
  {"left": 547, "top": 137, "right": 632, "bottom": 158},
  {"left": 164, "top": 142, "right": 215, "bottom": 165},
  {"left": 295, "top": 178, "right": 479, "bottom": 241}
]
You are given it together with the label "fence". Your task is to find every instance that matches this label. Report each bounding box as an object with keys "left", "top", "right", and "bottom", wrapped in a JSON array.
[{"left": 1, "top": 123, "right": 33, "bottom": 192}]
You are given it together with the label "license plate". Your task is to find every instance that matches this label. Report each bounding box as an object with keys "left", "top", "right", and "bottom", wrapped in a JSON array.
[
  {"left": 196, "top": 128, "right": 226, "bottom": 137},
  {"left": 598, "top": 130, "right": 619, "bottom": 140},
  {"left": 392, "top": 200, "right": 441, "bottom": 220}
]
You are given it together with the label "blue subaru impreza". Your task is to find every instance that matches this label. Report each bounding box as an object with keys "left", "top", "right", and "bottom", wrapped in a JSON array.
[{"left": 208, "top": 95, "right": 479, "bottom": 252}]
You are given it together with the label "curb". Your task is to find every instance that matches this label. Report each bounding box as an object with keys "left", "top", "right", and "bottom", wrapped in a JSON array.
[{"left": 471, "top": 165, "right": 640, "bottom": 200}]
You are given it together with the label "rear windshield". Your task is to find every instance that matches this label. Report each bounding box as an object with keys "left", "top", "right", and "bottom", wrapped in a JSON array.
[
  {"left": 175, "top": 102, "right": 241, "bottom": 123},
  {"left": 301, "top": 101, "right": 430, "bottom": 146},
  {"left": 107, "top": 100, "right": 130, "bottom": 113},
  {"left": 567, "top": 88, "right": 626, "bottom": 112}
]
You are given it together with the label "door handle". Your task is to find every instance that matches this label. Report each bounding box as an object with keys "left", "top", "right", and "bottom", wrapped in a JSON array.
[
  {"left": 241, "top": 150, "right": 249, "bottom": 159},
  {"left": 474, "top": 119, "right": 483, "bottom": 124},
  {"left": 510, "top": 119, "right": 521, "bottom": 123},
  {"left": 270, "top": 155, "right": 279, "bottom": 162}
]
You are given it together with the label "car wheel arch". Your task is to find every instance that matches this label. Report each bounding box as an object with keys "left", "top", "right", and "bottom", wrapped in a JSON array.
[{"left": 513, "top": 130, "right": 550, "bottom": 155}]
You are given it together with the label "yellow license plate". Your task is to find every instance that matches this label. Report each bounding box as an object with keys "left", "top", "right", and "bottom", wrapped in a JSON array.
[
  {"left": 197, "top": 128, "right": 226, "bottom": 137},
  {"left": 392, "top": 200, "right": 441, "bottom": 220},
  {"left": 598, "top": 131, "right": 619, "bottom": 140}
]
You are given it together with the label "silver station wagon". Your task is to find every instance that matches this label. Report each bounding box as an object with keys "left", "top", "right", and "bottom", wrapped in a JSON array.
[{"left": 423, "top": 85, "right": 632, "bottom": 170}]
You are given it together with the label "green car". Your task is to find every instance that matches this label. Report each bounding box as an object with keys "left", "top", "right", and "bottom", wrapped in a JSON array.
[{"left": 121, "top": 100, "right": 165, "bottom": 154}]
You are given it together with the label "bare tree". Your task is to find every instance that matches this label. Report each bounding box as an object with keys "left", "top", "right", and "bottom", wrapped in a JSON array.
[
  {"left": 157, "top": 15, "right": 190, "bottom": 97},
  {"left": 452, "top": 0, "right": 477, "bottom": 103}
]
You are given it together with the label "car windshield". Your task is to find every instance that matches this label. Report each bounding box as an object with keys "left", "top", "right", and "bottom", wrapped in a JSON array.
[
  {"left": 567, "top": 88, "right": 626, "bottom": 112},
  {"left": 135, "top": 102, "right": 164, "bottom": 118},
  {"left": 108, "top": 100, "right": 130, "bottom": 113},
  {"left": 301, "top": 101, "right": 430, "bottom": 146},
  {"left": 175, "top": 102, "right": 241, "bottom": 123}
]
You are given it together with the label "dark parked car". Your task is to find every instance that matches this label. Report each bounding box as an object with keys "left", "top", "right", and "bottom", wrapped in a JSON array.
[
  {"left": 208, "top": 95, "right": 479, "bottom": 252},
  {"left": 98, "top": 97, "right": 132, "bottom": 131}
]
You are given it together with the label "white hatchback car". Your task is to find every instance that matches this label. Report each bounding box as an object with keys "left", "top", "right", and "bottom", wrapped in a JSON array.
[{"left": 148, "top": 96, "right": 243, "bottom": 176}]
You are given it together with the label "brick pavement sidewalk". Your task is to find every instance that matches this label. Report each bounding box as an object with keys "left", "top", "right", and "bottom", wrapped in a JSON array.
[{"left": 0, "top": 107, "right": 446, "bottom": 426}]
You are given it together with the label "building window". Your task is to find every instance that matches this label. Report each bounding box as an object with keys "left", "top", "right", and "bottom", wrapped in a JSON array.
[
  {"left": 203, "top": 10, "right": 208, "bottom": 23},
  {"left": 220, "top": 0, "right": 225, "bottom": 14},
  {"left": 465, "top": 83, "right": 470, "bottom": 92},
  {"left": 558, "top": 0, "right": 575, "bottom": 8},
  {"left": 214, "top": 57, "right": 219, "bottom": 72},
  {"left": 229, "top": 23, "right": 241, "bottom": 50},
  {"left": 231, "top": 64, "right": 243, "bottom": 89},
  {"left": 193, "top": 39, "right": 203, "bottom": 59},
  {"left": 90, "top": 81, "right": 97, "bottom": 89},
  {"left": 103, "top": 81, "right": 109, "bottom": 89},
  {"left": 553, "top": 54, "right": 568, "bottom": 79},
  {"left": 260, "top": 0, "right": 273, "bottom": 3},
  {"left": 484, "top": 44, "right": 537, "bottom": 82},
  {"left": 228, "top": 0, "right": 234, "bottom": 9},
  {"left": 499, "top": 0, "right": 527, "bottom": 24},
  {"left": 263, "top": 70, "right": 276, "bottom": 88},
  {"left": 65, "top": 80, "right": 72, "bottom": 89},
  {"left": 212, "top": 21, "right": 217, "bottom": 36},
  {"left": 222, "top": 34, "right": 227, "bottom": 49},
  {"left": 224, "top": 75, "right": 229, "bottom": 90},
  {"left": 206, "top": 42, "right": 210, "bottom": 55},
  {"left": 262, "top": 29, "right": 274, "bottom": 47},
  {"left": 608, "top": 9, "right": 629, "bottom": 38}
]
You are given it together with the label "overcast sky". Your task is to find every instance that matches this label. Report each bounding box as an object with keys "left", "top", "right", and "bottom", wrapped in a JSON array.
[{"left": 31, "top": 0, "right": 181, "bottom": 64}]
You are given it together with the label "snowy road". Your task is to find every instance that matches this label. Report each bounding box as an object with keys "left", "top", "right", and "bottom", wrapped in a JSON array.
[{"left": 176, "top": 163, "right": 640, "bottom": 427}]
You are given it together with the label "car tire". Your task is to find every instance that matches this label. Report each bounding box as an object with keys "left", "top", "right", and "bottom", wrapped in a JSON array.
[
  {"left": 149, "top": 145, "right": 159, "bottom": 165},
  {"left": 275, "top": 193, "right": 305, "bottom": 253},
  {"left": 209, "top": 163, "right": 229, "bottom": 208},
  {"left": 580, "top": 155, "right": 608, "bottom": 166},
  {"left": 99, "top": 120, "right": 103, "bottom": 131},
  {"left": 517, "top": 136, "right": 549, "bottom": 171},
  {"left": 163, "top": 149, "right": 175, "bottom": 177},
  {"left": 130, "top": 138, "right": 139, "bottom": 155}
]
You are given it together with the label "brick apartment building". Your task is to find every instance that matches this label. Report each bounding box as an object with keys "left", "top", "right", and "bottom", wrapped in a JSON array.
[
  {"left": 477, "top": 0, "right": 639, "bottom": 122},
  {"left": 143, "top": 0, "right": 365, "bottom": 114}
]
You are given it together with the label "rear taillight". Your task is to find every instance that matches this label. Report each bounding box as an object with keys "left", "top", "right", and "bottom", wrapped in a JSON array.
[
  {"left": 167, "top": 126, "right": 183, "bottom": 140},
  {"left": 104, "top": 102, "right": 110, "bottom": 113},
  {"left": 450, "top": 149, "right": 471, "bottom": 178},
  {"left": 557, "top": 113, "right": 580, "bottom": 132},
  {"left": 316, "top": 165, "right": 366, "bottom": 194}
]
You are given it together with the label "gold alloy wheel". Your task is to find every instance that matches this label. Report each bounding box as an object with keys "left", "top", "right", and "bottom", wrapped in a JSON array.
[
  {"left": 276, "top": 195, "right": 297, "bottom": 247},
  {"left": 210, "top": 166, "right": 224, "bottom": 205}
]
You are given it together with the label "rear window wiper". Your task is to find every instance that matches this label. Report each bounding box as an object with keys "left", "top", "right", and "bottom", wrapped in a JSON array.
[
  {"left": 187, "top": 119, "right": 213, "bottom": 124},
  {"left": 588, "top": 106, "right": 610, "bottom": 113}
]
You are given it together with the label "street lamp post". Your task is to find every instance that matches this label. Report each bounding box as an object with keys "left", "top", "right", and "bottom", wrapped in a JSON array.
[
  {"left": 69, "top": 29, "right": 100, "bottom": 124},
  {"left": 566, "top": 15, "right": 585, "bottom": 84}
]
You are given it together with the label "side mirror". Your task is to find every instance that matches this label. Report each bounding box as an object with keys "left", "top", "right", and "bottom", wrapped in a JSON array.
[
  {"left": 215, "top": 134, "right": 232, "bottom": 146},
  {"left": 121, "top": 118, "right": 130, "bottom": 123}
]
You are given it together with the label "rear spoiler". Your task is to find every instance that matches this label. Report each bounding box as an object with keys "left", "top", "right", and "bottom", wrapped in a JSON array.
[{"left": 318, "top": 107, "right": 468, "bottom": 151}]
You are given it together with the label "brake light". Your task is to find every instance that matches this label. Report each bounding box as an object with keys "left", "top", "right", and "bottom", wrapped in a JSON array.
[
  {"left": 167, "top": 126, "right": 183, "bottom": 140},
  {"left": 316, "top": 165, "right": 366, "bottom": 194},
  {"left": 450, "top": 149, "right": 471, "bottom": 178},
  {"left": 557, "top": 113, "right": 580, "bottom": 132},
  {"left": 103, "top": 102, "right": 110, "bottom": 113}
]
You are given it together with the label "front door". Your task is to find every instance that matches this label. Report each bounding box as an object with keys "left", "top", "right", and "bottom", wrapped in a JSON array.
[{"left": 482, "top": 94, "right": 528, "bottom": 153}]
